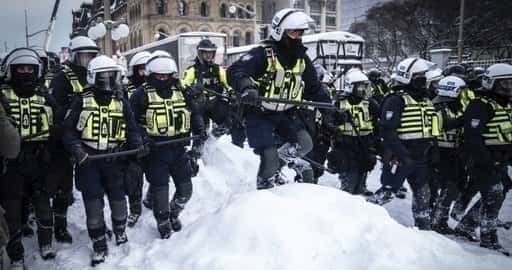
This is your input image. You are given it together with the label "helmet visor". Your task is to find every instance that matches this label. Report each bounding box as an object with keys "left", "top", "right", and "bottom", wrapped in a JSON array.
[
  {"left": 497, "top": 78, "right": 512, "bottom": 96},
  {"left": 95, "top": 71, "right": 120, "bottom": 91},
  {"left": 352, "top": 82, "right": 370, "bottom": 98},
  {"left": 76, "top": 52, "right": 98, "bottom": 67}
]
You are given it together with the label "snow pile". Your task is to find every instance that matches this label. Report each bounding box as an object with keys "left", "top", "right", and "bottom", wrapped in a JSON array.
[
  {"left": 142, "top": 183, "right": 511, "bottom": 270},
  {"left": 15, "top": 137, "right": 512, "bottom": 269}
]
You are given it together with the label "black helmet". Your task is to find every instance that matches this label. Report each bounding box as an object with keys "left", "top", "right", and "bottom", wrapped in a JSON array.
[
  {"left": 197, "top": 39, "right": 217, "bottom": 64},
  {"left": 366, "top": 68, "right": 382, "bottom": 82},
  {"left": 442, "top": 64, "right": 467, "bottom": 79}
]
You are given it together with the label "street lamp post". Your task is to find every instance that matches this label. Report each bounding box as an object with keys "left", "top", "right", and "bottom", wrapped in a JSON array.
[
  {"left": 457, "top": 0, "right": 465, "bottom": 63},
  {"left": 86, "top": 0, "right": 129, "bottom": 57},
  {"left": 229, "top": 1, "right": 259, "bottom": 43}
]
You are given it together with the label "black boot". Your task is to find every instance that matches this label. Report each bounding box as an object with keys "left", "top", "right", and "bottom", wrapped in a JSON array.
[
  {"left": 454, "top": 225, "right": 478, "bottom": 242},
  {"left": 91, "top": 235, "right": 108, "bottom": 266},
  {"left": 127, "top": 199, "right": 142, "bottom": 228},
  {"left": 367, "top": 186, "right": 394, "bottom": 205},
  {"left": 432, "top": 221, "right": 455, "bottom": 235},
  {"left": 170, "top": 199, "right": 186, "bottom": 232},
  {"left": 480, "top": 230, "right": 510, "bottom": 256},
  {"left": 54, "top": 213, "right": 72, "bottom": 243},
  {"left": 157, "top": 219, "right": 171, "bottom": 239}
]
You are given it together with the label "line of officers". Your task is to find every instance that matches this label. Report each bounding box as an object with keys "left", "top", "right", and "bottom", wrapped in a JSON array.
[{"left": 0, "top": 9, "right": 511, "bottom": 269}]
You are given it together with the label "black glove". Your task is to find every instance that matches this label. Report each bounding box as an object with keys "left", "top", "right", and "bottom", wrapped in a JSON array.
[
  {"left": 188, "top": 155, "right": 199, "bottom": 177},
  {"left": 188, "top": 145, "right": 202, "bottom": 160},
  {"left": 321, "top": 111, "right": 340, "bottom": 136},
  {"left": 241, "top": 88, "right": 259, "bottom": 106},
  {"left": 70, "top": 145, "right": 88, "bottom": 166}
]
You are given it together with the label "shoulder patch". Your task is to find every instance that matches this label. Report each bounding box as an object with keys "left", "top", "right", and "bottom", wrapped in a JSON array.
[
  {"left": 470, "top": 118, "right": 480, "bottom": 128},
  {"left": 241, "top": 54, "right": 253, "bottom": 62},
  {"left": 385, "top": 111, "right": 394, "bottom": 120}
]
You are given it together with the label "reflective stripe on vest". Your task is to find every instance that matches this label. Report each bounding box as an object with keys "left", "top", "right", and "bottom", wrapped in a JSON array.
[
  {"left": 337, "top": 99, "right": 373, "bottom": 136},
  {"left": 1, "top": 86, "right": 52, "bottom": 141},
  {"left": 437, "top": 108, "right": 463, "bottom": 148},
  {"left": 63, "top": 68, "right": 84, "bottom": 93},
  {"left": 127, "top": 83, "right": 137, "bottom": 99},
  {"left": 144, "top": 85, "right": 191, "bottom": 137},
  {"left": 396, "top": 93, "right": 440, "bottom": 140},
  {"left": 254, "top": 46, "right": 305, "bottom": 111},
  {"left": 478, "top": 97, "right": 512, "bottom": 146},
  {"left": 76, "top": 94, "right": 126, "bottom": 150},
  {"left": 459, "top": 88, "right": 475, "bottom": 111}
]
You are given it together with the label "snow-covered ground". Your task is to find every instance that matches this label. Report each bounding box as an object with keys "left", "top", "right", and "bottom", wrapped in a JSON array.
[{"left": 9, "top": 136, "right": 512, "bottom": 269}]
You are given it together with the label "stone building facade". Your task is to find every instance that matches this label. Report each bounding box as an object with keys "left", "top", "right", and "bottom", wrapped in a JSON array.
[{"left": 117, "top": 0, "right": 262, "bottom": 51}]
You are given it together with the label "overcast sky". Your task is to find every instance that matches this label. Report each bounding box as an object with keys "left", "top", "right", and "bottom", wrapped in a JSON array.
[{"left": 0, "top": 0, "right": 82, "bottom": 53}]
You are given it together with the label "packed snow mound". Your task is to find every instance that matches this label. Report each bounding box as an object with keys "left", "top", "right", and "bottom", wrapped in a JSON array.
[{"left": 144, "top": 183, "right": 511, "bottom": 270}]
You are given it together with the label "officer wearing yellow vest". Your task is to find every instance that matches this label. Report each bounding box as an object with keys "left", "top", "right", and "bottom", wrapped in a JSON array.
[
  {"left": 130, "top": 54, "right": 206, "bottom": 239},
  {"left": 63, "top": 55, "right": 143, "bottom": 266},
  {"left": 50, "top": 36, "right": 101, "bottom": 245},
  {"left": 327, "top": 68, "right": 378, "bottom": 195},
  {"left": 123, "top": 50, "right": 151, "bottom": 227},
  {"left": 430, "top": 76, "right": 467, "bottom": 235},
  {"left": 227, "top": 8, "right": 334, "bottom": 189},
  {"left": 455, "top": 63, "right": 512, "bottom": 256},
  {"left": 182, "top": 39, "right": 234, "bottom": 138},
  {"left": 0, "top": 48, "right": 58, "bottom": 268},
  {"left": 368, "top": 57, "right": 440, "bottom": 231}
]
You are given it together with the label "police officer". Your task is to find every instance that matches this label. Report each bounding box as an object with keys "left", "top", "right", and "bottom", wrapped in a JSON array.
[
  {"left": 131, "top": 54, "right": 206, "bottom": 239},
  {"left": 367, "top": 68, "right": 389, "bottom": 104},
  {"left": 0, "top": 48, "right": 57, "bottom": 268},
  {"left": 227, "top": 8, "right": 333, "bottom": 189},
  {"left": 63, "top": 55, "right": 142, "bottom": 265},
  {"left": 123, "top": 50, "right": 151, "bottom": 227},
  {"left": 182, "top": 38, "right": 233, "bottom": 138},
  {"left": 368, "top": 57, "right": 440, "bottom": 230},
  {"left": 327, "top": 68, "right": 378, "bottom": 195},
  {"left": 430, "top": 76, "right": 467, "bottom": 235},
  {"left": 456, "top": 63, "right": 512, "bottom": 255},
  {"left": 50, "top": 36, "right": 101, "bottom": 244}
]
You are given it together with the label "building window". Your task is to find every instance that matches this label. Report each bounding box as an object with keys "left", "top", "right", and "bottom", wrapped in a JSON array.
[
  {"left": 310, "top": 1, "right": 320, "bottom": 13},
  {"left": 326, "top": 0, "right": 336, "bottom": 12},
  {"left": 327, "top": 16, "right": 336, "bottom": 26},
  {"left": 220, "top": 3, "right": 227, "bottom": 18},
  {"left": 155, "top": 0, "right": 166, "bottom": 15},
  {"left": 157, "top": 28, "right": 168, "bottom": 40},
  {"left": 293, "top": 0, "right": 303, "bottom": 9},
  {"left": 200, "top": 2, "right": 209, "bottom": 17},
  {"left": 178, "top": 0, "right": 187, "bottom": 16},
  {"left": 233, "top": 30, "right": 241, "bottom": 47},
  {"left": 245, "top": 31, "right": 252, "bottom": 45},
  {"left": 220, "top": 29, "right": 229, "bottom": 46},
  {"left": 311, "top": 15, "right": 320, "bottom": 26},
  {"left": 179, "top": 27, "right": 188, "bottom": 33}
]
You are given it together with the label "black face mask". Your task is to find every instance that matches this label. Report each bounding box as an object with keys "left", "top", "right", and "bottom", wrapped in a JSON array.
[
  {"left": 280, "top": 34, "right": 302, "bottom": 51},
  {"left": 129, "top": 72, "right": 145, "bottom": 88},
  {"left": 147, "top": 74, "right": 175, "bottom": 91},
  {"left": 11, "top": 72, "right": 38, "bottom": 96}
]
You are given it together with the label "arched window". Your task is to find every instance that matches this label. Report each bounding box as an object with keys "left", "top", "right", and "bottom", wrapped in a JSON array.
[
  {"left": 178, "top": 0, "right": 187, "bottom": 16},
  {"left": 155, "top": 0, "right": 166, "bottom": 15},
  {"left": 220, "top": 3, "right": 227, "bottom": 18},
  {"left": 245, "top": 31, "right": 252, "bottom": 45},
  {"left": 157, "top": 28, "right": 168, "bottom": 40},
  {"left": 233, "top": 30, "right": 241, "bottom": 47},
  {"left": 179, "top": 27, "right": 189, "bottom": 34},
  {"left": 200, "top": 2, "right": 209, "bottom": 17}
]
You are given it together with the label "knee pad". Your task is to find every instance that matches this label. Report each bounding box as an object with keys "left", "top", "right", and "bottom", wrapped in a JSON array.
[
  {"left": 152, "top": 186, "right": 170, "bottom": 215},
  {"left": 84, "top": 198, "right": 105, "bottom": 230},
  {"left": 109, "top": 199, "right": 127, "bottom": 223}
]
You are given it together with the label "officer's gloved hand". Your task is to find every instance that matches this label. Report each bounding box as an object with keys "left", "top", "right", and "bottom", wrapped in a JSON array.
[
  {"left": 70, "top": 145, "right": 88, "bottom": 166},
  {"left": 241, "top": 88, "right": 260, "bottom": 106},
  {"left": 188, "top": 145, "right": 202, "bottom": 160},
  {"left": 321, "top": 110, "right": 340, "bottom": 136}
]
